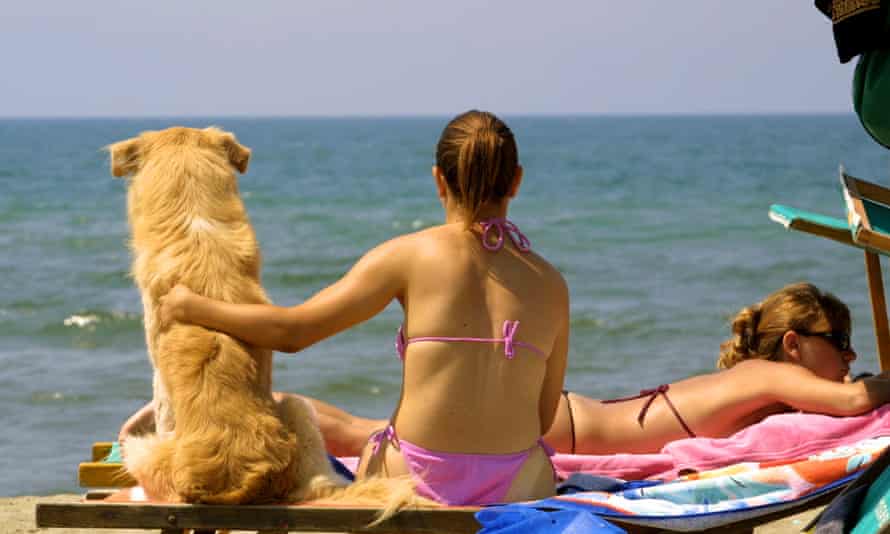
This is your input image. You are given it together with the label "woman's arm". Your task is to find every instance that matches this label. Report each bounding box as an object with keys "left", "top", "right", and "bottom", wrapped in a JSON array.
[
  {"left": 539, "top": 277, "right": 570, "bottom": 435},
  {"left": 757, "top": 361, "right": 890, "bottom": 416},
  {"left": 118, "top": 401, "right": 156, "bottom": 442},
  {"left": 159, "top": 237, "right": 408, "bottom": 352}
]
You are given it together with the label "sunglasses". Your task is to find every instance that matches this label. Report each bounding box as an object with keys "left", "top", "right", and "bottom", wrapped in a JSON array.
[{"left": 796, "top": 329, "right": 852, "bottom": 352}]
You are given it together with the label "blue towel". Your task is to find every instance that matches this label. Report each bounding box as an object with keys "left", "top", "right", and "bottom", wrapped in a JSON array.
[
  {"left": 328, "top": 455, "right": 355, "bottom": 481},
  {"left": 476, "top": 505, "right": 625, "bottom": 534},
  {"left": 556, "top": 473, "right": 661, "bottom": 495}
]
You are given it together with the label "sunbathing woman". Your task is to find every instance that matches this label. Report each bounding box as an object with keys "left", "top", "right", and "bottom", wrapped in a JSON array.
[
  {"left": 545, "top": 282, "right": 890, "bottom": 454},
  {"left": 141, "top": 110, "right": 570, "bottom": 505},
  {"left": 168, "top": 282, "right": 889, "bottom": 457}
]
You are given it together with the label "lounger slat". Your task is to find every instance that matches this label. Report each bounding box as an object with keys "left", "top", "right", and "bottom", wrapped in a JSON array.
[
  {"left": 35, "top": 501, "right": 481, "bottom": 533},
  {"left": 92, "top": 441, "right": 114, "bottom": 461},
  {"left": 78, "top": 461, "right": 136, "bottom": 487}
]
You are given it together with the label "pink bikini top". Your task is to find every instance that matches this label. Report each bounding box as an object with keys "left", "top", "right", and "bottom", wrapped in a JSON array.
[{"left": 396, "top": 218, "right": 545, "bottom": 361}]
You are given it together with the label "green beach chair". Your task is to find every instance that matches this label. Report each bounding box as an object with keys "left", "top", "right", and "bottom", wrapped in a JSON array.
[{"left": 769, "top": 167, "right": 890, "bottom": 371}]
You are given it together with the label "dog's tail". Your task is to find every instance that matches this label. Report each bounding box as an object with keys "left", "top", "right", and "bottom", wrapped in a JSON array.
[
  {"left": 121, "top": 434, "right": 178, "bottom": 501},
  {"left": 301, "top": 474, "right": 439, "bottom": 525}
]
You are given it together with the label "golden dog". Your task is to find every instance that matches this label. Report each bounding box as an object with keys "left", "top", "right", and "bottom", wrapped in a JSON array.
[{"left": 109, "top": 127, "right": 427, "bottom": 515}]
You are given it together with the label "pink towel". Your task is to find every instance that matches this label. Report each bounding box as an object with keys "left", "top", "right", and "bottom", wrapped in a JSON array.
[
  {"left": 336, "top": 407, "right": 890, "bottom": 482},
  {"left": 553, "top": 404, "right": 890, "bottom": 481}
]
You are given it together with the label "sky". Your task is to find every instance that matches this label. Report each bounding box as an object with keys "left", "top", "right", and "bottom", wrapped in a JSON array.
[{"left": 1, "top": 1, "right": 857, "bottom": 117}]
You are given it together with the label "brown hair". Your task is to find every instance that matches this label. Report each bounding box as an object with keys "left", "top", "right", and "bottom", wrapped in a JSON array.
[
  {"left": 716, "top": 282, "right": 851, "bottom": 369},
  {"left": 435, "top": 110, "right": 519, "bottom": 224}
]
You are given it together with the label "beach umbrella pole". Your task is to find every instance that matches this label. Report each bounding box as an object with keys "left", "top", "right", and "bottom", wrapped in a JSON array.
[{"left": 864, "top": 250, "right": 890, "bottom": 371}]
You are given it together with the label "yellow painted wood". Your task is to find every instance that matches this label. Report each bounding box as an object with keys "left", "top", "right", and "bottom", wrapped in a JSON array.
[
  {"left": 865, "top": 251, "right": 890, "bottom": 371},
  {"left": 78, "top": 462, "right": 136, "bottom": 488},
  {"left": 91, "top": 442, "right": 114, "bottom": 461}
]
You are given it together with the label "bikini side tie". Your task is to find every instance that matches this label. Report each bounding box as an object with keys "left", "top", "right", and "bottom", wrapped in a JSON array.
[
  {"left": 601, "top": 384, "right": 696, "bottom": 438},
  {"left": 370, "top": 425, "right": 399, "bottom": 456}
]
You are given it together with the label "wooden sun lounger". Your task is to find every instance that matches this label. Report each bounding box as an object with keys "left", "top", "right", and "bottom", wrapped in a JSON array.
[
  {"left": 770, "top": 166, "right": 890, "bottom": 371},
  {"left": 52, "top": 441, "right": 482, "bottom": 533},
  {"left": 34, "top": 485, "right": 845, "bottom": 534},
  {"left": 38, "top": 441, "right": 847, "bottom": 533},
  {"left": 36, "top": 488, "right": 481, "bottom": 534}
]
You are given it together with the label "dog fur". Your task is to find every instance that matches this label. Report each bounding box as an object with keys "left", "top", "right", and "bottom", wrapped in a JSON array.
[{"left": 109, "top": 127, "right": 429, "bottom": 516}]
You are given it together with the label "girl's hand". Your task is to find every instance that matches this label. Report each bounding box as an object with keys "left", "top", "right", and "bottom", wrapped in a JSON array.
[
  {"left": 118, "top": 401, "right": 156, "bottom": 443},
  {"left": 157, "top": 284, "right": 195, "bottom": 329}
]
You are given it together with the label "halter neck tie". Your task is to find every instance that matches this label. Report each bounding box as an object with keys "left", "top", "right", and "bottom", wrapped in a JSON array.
[{"left": 479, "top": 218, "right": 531, "bottom": 252}]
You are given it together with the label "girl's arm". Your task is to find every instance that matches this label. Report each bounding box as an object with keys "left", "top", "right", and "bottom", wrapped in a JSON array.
[
  {"left": 539, "top": 277, "right": 570, "bottom": 435},
  {"left": 160, "top": 238, "right": 408, "bottom": 352},
  {"left": 757, "top": 361, "right": 890, "bottom": 416}
]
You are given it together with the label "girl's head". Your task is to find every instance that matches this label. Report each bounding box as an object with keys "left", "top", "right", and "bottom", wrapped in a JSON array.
[
  {"left": 717, "top": 282, "right": 855, "bottom": 381},
  {"left": 434, "top": 110, "right": 521, "bottom": 224}
]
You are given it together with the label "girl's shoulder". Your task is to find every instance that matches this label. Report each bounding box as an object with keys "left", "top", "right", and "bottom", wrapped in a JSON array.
[
  {"left": 359, "top": 225, "right": 454, "bottom": 265},
  {"left": 374, "top": 224, "right": 452, "bottom": 251}
]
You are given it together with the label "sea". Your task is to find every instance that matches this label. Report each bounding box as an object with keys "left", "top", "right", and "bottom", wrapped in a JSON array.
[{"left": 1, "top": 115, "right": 889, "bottom": 497}]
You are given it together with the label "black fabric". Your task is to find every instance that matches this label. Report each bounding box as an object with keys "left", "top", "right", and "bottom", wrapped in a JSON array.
[
  {"left": 557, "top": 474, "right": 628, "bottom": 495},
  {"left": 815, "top": 0, "right": 890, "bottom": 63},
  {"left": 813, "top": 485, "right": 870, "bottom": 534}
]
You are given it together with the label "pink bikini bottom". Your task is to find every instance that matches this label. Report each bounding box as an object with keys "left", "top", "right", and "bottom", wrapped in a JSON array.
[{"left": 368, "top": 426, "right": 555, "bottom": 506}]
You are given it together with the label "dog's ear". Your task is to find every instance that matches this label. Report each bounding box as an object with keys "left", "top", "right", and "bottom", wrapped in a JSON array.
[
  {"left": 221, "top": 133, "right": 251, "bottom": 174},
  {"left": 107, "top": 137, "right": 142, "bottom": 177}
]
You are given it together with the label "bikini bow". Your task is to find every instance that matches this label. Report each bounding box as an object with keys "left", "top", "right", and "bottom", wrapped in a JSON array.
[
  {"left": 480, "top": 218, "right": 531, "bottom": 252},
  {"left": 502, "top": 320, "right": 520, "bottom": 359}
]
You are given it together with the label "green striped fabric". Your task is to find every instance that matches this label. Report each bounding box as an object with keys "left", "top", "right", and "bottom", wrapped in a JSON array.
[
  {"left": 104, "top": 441, "right": 122, "bottom": 463},
  {"left": 863, "top": 199, "right": 890, "bottom": 235}
]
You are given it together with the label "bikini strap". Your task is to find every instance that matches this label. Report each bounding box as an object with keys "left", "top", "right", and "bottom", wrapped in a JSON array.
[
  {"left": 562, "top": 390, "right": 576, "bottom": 455},
  {"left": 395, "top": 325, "right": 408, "bottom": 361},
  {"left": 396, "top": 320, "right": 545, "bottom": 360},
  {"left": 537, "top": 437, "right": 556, "bottom": 457},
  {"left": 601, "top": 384, "right": 696, "bottom": 438},
  {"left": 479, "top": 218, "right": 531, "bottom": 252}
]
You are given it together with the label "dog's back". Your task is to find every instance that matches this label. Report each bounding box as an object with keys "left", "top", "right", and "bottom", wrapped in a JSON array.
[{"left": 111, "top": 127, "right": 309, "bottom": 503}]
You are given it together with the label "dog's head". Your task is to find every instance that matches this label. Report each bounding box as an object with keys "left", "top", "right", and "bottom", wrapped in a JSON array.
[{"left": 107, "top": 126, "right": 251, "bottom": 179}]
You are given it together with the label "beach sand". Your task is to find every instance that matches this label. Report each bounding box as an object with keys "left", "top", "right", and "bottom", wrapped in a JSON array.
[{"left": 4, "top": 493, "right": 822, "bottom": 533}]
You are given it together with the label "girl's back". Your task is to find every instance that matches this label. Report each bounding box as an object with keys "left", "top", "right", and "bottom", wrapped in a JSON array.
[{"left": 395, "top": 222, "right": 566, "bottom": 453}]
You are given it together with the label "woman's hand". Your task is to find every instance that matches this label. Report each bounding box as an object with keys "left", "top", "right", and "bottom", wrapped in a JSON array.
[
  {"left": 157, "top": 284, "right": 195, "bottom": 330},
  {"left": 118, "top": 401, "right": 156, "bottom": 443}
]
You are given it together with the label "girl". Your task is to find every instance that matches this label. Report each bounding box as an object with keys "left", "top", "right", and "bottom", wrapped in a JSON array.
[
  {"left": 143, "top": 283, "right": 888, "bottom": 458},
  {"left": 150, "top": 110, "right": 570, "bottom": 505}
]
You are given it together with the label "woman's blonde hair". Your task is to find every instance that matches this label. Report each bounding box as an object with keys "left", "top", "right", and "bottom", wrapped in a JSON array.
[
  {"left": 435, "top": 110, "right": 519, "bottom": 225},
  {"left": 717, "top": 282, "right": 851, "bottom": 369}
]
